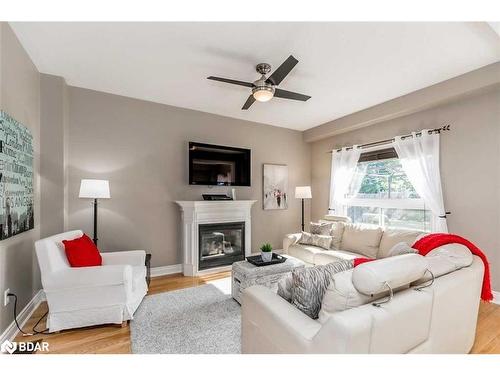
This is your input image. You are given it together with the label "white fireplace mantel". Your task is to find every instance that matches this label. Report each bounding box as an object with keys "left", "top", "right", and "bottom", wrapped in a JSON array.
[{"left": 175, "top": 200, "right": 257, "bottom": 276}]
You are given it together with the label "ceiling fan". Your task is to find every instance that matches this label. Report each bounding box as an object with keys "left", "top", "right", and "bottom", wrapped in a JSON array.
[{"left": 207, "top": 55, "right": 311, "bottom": 110}]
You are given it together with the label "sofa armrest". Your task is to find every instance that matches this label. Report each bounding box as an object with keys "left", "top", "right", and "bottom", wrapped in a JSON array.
[
  {"left": 43, "top": 265, "right": 133, "bottom": 292},
  {"left": 101, "top": 250, "right": 146, "bottom": 266},
  {"left": 241, "top": 285, "right": 321, "bottom": 353},
  {"left": 283, "top": 233, "right": 302, "bottom": 254}
]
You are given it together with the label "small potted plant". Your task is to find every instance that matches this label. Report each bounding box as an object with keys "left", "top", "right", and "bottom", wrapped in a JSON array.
[{"left": 260, "top": 243, "right": 273, "bottom": 262}]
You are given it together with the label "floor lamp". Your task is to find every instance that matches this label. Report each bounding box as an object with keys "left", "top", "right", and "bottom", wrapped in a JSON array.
[
  {"left": 79, "top": 179, "right": 110, "bottom": 245},
  {"left": 295, "top": 186, "right": 312, "bottom": 232}
]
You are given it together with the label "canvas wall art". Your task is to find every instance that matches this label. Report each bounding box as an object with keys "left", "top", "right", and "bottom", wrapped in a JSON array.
[
  {"left": 263, "top": 164, "right": 288, "bottom": 210},
  {"left": 0, "top": 111, "right": 34, "bottom": 240}
]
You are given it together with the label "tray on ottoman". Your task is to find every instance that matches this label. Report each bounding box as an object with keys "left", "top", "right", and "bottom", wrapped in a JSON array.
[{"left": 246, "top": 253, "right": 286, "bottom": 267}]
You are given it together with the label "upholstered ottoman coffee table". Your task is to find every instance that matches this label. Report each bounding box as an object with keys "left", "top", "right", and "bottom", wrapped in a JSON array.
[{"left": 231, "top": 255, "right": 305, "bottom": 304}]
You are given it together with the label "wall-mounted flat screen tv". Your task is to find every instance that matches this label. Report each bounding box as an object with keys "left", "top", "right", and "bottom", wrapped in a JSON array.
[{"left": 189, "top": 142, "right": 251, "bottom": 186}]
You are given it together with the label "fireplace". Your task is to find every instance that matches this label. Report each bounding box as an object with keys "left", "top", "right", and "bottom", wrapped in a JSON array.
[
  {"left": 176, "top": 200, "right": 256, "bottom": 276},
  {"left": 198, "top": 222, "right": 245, "bottom": 270}
]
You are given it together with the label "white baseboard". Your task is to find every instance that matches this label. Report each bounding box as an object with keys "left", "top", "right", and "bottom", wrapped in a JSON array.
[
  {"left": 150, "top": 264, "right": 182, "bottom": 277},
  {"left": 492, "top": 291, "right": 500, "bottom": 305},
  {"left": 0, "top": 289, "right": 46, "bottom": 343}
]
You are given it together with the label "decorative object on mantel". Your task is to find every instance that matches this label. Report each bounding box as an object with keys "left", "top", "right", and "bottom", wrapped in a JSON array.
[
  {"left": 0, "top": 111, "right": 35, "bottom": 240},
  {"left": 263, "top": 164, "right": 288, "bottom": 210},
  {"left": 202, "top": 193, "right": 232, "bottom": 201},
  {"left": 260, "top": 243, "right": 273, "bottom": 262},
  {"left": 295, "top": 186, "right": 312, "bottom": 231},
  {"left": 79, "top": 179, "right": 110, "bottom": 245}
]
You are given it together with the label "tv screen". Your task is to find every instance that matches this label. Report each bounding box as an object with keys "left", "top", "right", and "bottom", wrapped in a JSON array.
[{"left": 189, "top": 142, "right": 251, "bottom": 186}]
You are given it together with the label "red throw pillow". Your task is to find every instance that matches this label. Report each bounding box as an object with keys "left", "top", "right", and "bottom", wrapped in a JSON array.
[{"left": 63, "top": 234, "right": 102, "bottom": 267}]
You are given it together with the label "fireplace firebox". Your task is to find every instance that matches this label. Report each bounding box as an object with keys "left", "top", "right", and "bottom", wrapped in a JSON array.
[{"left": 198, "top": 222, "right": 245, "bottom": 270}]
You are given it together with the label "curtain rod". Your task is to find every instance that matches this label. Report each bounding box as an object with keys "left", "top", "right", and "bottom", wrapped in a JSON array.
[{"left": 328, "top": 124, "right": 451, "bottom": 153}]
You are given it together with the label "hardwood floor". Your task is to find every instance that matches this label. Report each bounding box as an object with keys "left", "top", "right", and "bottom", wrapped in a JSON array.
[{"left": 15, "top": 271, "right": 500, "bottom": 354}]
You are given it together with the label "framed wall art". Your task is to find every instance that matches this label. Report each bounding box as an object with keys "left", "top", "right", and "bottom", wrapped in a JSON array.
[
  {"left": 263, "top": 164, "right": 288, "bottom": 210},
  {"left": 0, "top": 111, "right": 34, "bottom": 240}
]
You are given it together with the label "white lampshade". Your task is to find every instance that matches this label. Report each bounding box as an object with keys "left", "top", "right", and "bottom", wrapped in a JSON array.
[
  {"left": 79, "top": 179, "right": 110, "bottom": 199},
  {"left": 295, "top": 186, "right": 312, "bottom": 199}
]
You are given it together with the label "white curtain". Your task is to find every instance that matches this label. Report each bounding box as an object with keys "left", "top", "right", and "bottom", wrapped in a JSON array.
[
  {"left": 329, "top": 146, "right": 363, "bottom": 215},
  {"left": 393, "top": 131, "right": 448, "bottom": 233}
]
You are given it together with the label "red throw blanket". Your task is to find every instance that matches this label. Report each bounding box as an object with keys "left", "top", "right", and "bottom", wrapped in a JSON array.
[
  {"left": 412, "top": 233, "right": 492, "bottom": 302},
  {"left": 353, "top": 233, "right": 493, "bottom": 302}
]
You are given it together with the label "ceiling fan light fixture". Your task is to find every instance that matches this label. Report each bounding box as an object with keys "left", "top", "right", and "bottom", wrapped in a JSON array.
[{"left": 252, "top": 86, "right": 274, "bottom": 102}]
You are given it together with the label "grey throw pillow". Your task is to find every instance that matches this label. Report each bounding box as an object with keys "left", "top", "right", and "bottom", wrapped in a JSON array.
[
  {"left": 291, "top": 260, "right": 354, "bottom": 319},
  {"left": 299, "top": 232, "right": 333, "bottom": 250},
  {"left": 277, "top": 273, "right": 293, "bottom": 302},
  {"left": 388, "top": 242, "right": 419, "bottom": 257},
  {"left": 310, "top": 222, "right": 333, "bottom": 235}
]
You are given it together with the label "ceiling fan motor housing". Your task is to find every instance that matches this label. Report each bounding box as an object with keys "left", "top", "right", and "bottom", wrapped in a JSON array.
[{"left": 253, "top": 72, "right": 275, "bottom": 90}]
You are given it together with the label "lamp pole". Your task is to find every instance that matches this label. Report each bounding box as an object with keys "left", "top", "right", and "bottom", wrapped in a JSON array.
[
  {"left": 93, "top": 198, "right": 98, "bottom": 245},
  {"left": 301, "top": 198, "right": 305, "bottom": 232},
  {"left": 79, "top": 179, "right": 110, "bottom": 246},
  {"left": 295, "top": 186, "right": 311, "bottom": 232}
]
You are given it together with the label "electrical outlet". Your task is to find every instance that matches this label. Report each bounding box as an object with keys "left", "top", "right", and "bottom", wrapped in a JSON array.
[{"left": 3, "top": 288, "right": 10, "bottom": 306}]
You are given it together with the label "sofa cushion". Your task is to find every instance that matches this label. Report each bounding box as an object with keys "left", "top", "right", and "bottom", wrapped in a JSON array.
[
  {"left": 387, "top": 242, "right": 418, "bottom": 257},
  {"left": 313, "top": 250, "right": 360, "bottom": 265},
  {"left": 412, "top": 243, "right": 473, "bottom": 285},
  {"left": 287, "top": 244, "right": 324, "bottom": 264},
  {"left": 329, "top": 221, "right": 345, "bottom": 250},
  {"left": 377, "top": 228, "right": 424, "bottom": 258},
  {"left": 291, "top": 260, "right": 354, "bottom": 319},
  {"left": 319, "top": 220, "right": 345, "bottom": 249},
  {"left": 318, "top": 269, "right": 378, "bottom": 323},
  {"left": 352, "top": 254, "right": 428, "bottom": 296},
  {"left": 310, "top": 222, "right": 333, "bottom": 235},
  {"left": 299, "top": 232, "right": 332, "bottom": 250},
  {"left": 340, "top": 223, "right": 382, "bottom": 258}
]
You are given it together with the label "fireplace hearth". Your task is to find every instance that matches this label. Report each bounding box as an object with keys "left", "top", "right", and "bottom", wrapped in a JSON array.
[{"left": 198, "top": 222, "right": 245, "bottom": 270}]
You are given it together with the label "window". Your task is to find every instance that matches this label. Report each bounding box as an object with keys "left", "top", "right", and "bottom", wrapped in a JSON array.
[{"left": 344, "top": 148, "right": 431, "bottom": 231}]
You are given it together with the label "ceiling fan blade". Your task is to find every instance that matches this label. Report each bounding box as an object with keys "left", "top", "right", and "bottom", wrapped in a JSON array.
[
  {"left": 207, "top": 76, "right": 254, "bottom": 88},
  {"left": 274, "top": 88, "right": 311, "bottom": 101},
  {"left": 242, "top": 95, "right": 256, "bottom": 110},
  {"left": 266, "top": 55, "right": 299, "bottom": 86}
]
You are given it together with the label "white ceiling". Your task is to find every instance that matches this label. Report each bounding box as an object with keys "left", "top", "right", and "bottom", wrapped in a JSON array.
[{"left": 10, "top": 22, "right": 500, "bottom": 131}]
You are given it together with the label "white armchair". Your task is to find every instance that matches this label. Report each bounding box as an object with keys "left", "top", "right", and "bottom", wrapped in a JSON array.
[{"left": 35, "top": 230, "right": 148, "bottom": 332}]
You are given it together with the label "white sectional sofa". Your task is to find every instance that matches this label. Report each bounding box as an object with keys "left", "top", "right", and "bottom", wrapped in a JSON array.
[
  {"left": 241, "top": 216, "right": 484, "bottom": 354},
  {"left": 283, "top": 215, "right": 425, "bottom": 266}
]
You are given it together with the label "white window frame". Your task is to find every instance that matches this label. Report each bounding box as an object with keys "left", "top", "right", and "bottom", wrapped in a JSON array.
[{"left": 343, "top": 144, "right": 435, "bottom": 231}]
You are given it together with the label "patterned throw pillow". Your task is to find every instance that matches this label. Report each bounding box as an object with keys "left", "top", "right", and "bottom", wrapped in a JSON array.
[
  {"left": 329, "top": 221, "right": 345, "bottom": 250},
  {"left": 299, "top": 232, "right": 333, "bottom": 250},
  {"left": 388, "top": 242, "right": 418, "bottom": 257},
  {"left": 291, "top": 260, "right": 354, "bottom": 319},
  {"left": 310, "top": 222, "right": 333, "bottom": 235},
  {"left": 277, "top": 273, "right": 293, "bottom": 302}
]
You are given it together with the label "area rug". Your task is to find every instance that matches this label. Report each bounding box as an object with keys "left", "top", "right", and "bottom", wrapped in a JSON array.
[{"left": 130, "top": 278, "right": 241, "bottom": 354}]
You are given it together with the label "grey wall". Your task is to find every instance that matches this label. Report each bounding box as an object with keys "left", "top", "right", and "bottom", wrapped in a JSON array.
[
  {"left": 0, "top": 23, "right": 41, "bottom": 334},
  {"left": 40, "top": 74, "right": 67, "bottom": 238},
  {"left": 310, "top": 87, "right": 500, "bottom": 290},
  {"left": 65, "top": 87, "right": 311, "bottom": 267}
]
